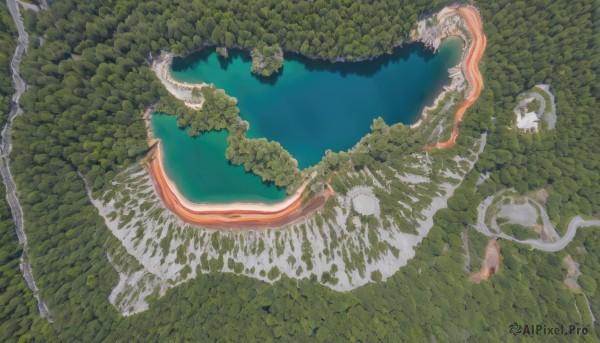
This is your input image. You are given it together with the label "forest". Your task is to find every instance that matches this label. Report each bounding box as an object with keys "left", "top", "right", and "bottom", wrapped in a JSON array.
[
  {"left": 251, "top": 42, "right": 284, "bottom": 77},
  {"left": 0, "top": 180, "right": 57, "bottom": 340},
  {"left": 156, "top": 86, "right": 302, "bottom": 189},
  {"left": 0, "top": 0, "right": 15, "bottom": 128},
  {"left": 0, "top": 1, "right": 56, "bottom": 339},
  {"left": 1, "top": 0, "right": 598, "bottom": 341}
]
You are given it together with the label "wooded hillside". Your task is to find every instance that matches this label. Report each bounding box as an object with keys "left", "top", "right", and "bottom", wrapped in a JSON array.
[{"left": 2, "top": 0, "right": 598, "bottom": 341}]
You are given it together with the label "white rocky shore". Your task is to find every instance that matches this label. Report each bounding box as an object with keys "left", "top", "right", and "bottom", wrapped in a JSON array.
[
  {"left": 95, "top": 9, "right": 484, "bottom": 315},
  {"left": 91, "top": 132, "right": 486, "bottom": 315},
  {"left": 410, "top": 7, "right": 471, "bottom": 128},
  {"left": 151, "top": 51, "right": 210, "bottom": 109}
]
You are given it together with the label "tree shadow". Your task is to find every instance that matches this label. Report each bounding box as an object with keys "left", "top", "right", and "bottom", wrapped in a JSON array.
[
  {"left": 171, "top": 42, "right": 438, "bottom": 84},
  {"left": 250, "top": 67, "right": 284, "bottom": 86},
  {"left": 287, "top": 42, "right": 435, "bottom": 78},
  {"left": 171, "top": 48, "right": 213, "bottom": 72},
  {"left": 217, "top": 55, "right": 232, "bottom": 70}
]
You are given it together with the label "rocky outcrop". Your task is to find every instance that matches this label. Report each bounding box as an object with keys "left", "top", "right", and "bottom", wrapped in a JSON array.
[
  {"left": 412, "top": 7, "right": 470, "bottom": 52},
  {"left": 250, "top": 43, "right": 284, "bottom": 77},
  {"left": 151, "top": 51, "right": 208, "bottom": 109}
]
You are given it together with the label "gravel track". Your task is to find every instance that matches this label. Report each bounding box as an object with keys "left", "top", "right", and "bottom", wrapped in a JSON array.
[
  {"left": 1, "top": 0, "right": 52, "bottom": 323},
  {"left": 476, "top": 195, "right": 600, "bottom": 252}
]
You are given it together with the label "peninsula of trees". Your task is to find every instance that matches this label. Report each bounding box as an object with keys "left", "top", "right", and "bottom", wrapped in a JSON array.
[
  {"left": 3, "top": 0, "right": 598, "bottom": 341},
  {"left": 155, "top": 87, "right": 301, "bottom": 189}
]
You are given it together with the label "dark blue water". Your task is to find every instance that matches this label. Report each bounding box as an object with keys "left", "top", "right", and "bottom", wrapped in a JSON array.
[{"left": 171, "top": 39, "right": 462, "bottom": 169}]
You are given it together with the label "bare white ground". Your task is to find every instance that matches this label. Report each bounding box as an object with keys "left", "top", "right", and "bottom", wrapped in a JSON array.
[
  {"left": 89, "top": 134, "right": 486, "bottom": 315},
  {"left": 497, "top": 203, "right": 538, "bottom": 227},
  {"left": 348, "top": 187, "right": 380, "bottom": 216},
  {"left": 91, "top": 11, "right": 485, "bottom": 315},
  {"left": 514, "top": 84, "right": 557, "bottom": 131}
]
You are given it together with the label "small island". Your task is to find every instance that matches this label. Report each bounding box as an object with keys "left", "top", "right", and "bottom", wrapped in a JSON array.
[
  {"left": 250, "top": 42, "right": 284, "bottom": 77},
  {"left": 145, "top": 5, "right": 486, "bottom": 227}
]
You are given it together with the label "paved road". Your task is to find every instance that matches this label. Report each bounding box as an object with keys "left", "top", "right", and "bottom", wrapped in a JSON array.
[
  {"left": 515, "top": 86, "right": 557, "bottom": 130},
  {"left": 518, "top": 92, "right": 547, "bottom": 117},
  {"left": 475, "top": 195, "right": 600, "bottom": 252},
  {"left": 489, "top": 195, "right": 560, "bottom": 241},
  {"left": 16, "top": 0, "right": 40, "bottom": 11},
  {"left": 2, "top": 0, "right": 52, "bottom": 322}
]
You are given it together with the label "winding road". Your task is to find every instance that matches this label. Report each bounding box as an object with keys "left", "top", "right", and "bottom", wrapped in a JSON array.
[
  {"left": 475, "top": 195, "right": 600, "bottom": 252},
  {"left": 2, "top": 0, "right": 52, "bottom": 322}
]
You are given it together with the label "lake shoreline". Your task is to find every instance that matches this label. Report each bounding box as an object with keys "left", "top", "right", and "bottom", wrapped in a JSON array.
[
  {"left": 409, "top": 6, "right": 473, "bottom": 129},
  {"left": 145, "top": 141, "right": 333, "bottom": 227},
  {"left": 151, "top": 53, "right": 208, "bottom": 109},
  {"left": 144, "top": 5, "right": 485, "bottom": 226},
  {"left": 143, "top": 109, "right": 332, "bottom": 225},
  {"left": 423, "top": 5, "right": 487, "bottom": 149}
]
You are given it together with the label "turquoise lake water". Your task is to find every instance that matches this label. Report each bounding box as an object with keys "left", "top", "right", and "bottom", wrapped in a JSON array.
[
  {"left": 154, "top": 40, "right": 462, "bottom": 203},
  {"left": 152, "top": 114, "right": 287, "bottom": 203}
]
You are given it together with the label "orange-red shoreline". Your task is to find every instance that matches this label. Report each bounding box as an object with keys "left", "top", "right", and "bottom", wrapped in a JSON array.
[
  {"left": 146, "top": 143, "right": 333, "bottom": 228},
  {"left": 425, "top": 6, "right": 487, "bottom": 150},
  {"left": 146, "top": 5, "right": 485, "bottom": 226}
]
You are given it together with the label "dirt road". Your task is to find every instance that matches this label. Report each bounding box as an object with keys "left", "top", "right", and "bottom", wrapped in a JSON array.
[
  {"left": 426, "top": 6, "right": 487, "bottom": 150},
  {"left": 2, "top": 0, "right": 52, "bottom": 322},
  {"left": 469, "top": 239, "right": 501, "bottom": 283},
  {"left": 475, "top": 195, "right": 600, "bottom": 252}
]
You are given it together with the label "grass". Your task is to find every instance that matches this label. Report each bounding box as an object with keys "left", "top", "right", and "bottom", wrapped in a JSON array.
[
  {"left": 526, "top": 98, "right": 541, "bottom": 113},
  {"left": 533, "top": 86, "right": 553, "bottom": 114},
  {"left": 501, "top": 223, "right": 539, "bottom": 240}
]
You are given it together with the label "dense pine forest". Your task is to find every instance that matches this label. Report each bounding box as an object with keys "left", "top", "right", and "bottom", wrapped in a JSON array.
[
  {"left": 155, "top": 86, "right": 303, "bottom": 189},
  {"left": 1, "top": 0, "right": 598, "bottom": 341},
  {"left": 1, "top": 1, "right": 56, "bottom": 339},
  {"left": 0, "top": 1, "right": 15, "bottom": 127}
]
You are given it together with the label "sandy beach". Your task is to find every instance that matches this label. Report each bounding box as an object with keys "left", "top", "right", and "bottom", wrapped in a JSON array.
[
  {"left": 425, "top": 5, "right": 487, "bottom": 150},
  {"left": 145, "top": 5, "right": 485, "bottom": 226},
  {"left": 150, "top": 141, "right": 311, "bottom": 212},
  {"left": 146, "top": 143, "right": 332, "bottom": 226},
  {"left": 151, "top": 51, "right": 208, "bottom": 109}
]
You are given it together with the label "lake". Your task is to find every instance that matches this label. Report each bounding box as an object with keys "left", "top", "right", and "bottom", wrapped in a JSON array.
[
  {"left": 153, "top": 40, "right": 462, "bottom": 203},
  {"left": 152, "top": 115, "right": 287, "bottom": 203}
]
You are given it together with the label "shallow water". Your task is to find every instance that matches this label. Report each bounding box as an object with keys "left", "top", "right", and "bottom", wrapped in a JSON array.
[
  {"left": 152, "top": 115, "right": 287, "bottom": 203},
  {"left": 156, "top": 40, "right": 462, "bottom": 202}
]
